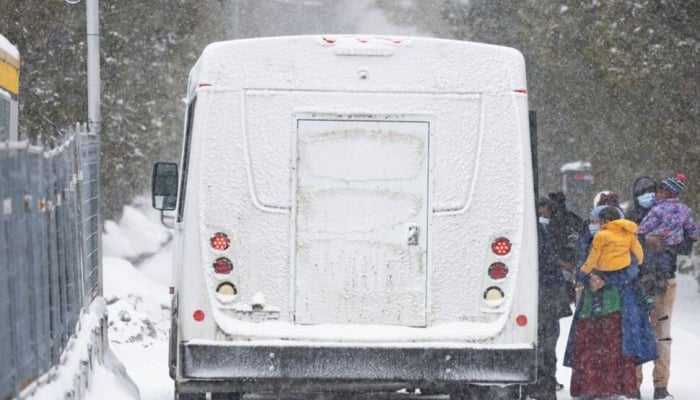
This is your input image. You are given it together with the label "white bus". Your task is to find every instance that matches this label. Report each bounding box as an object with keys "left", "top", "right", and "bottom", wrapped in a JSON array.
[{"left": 152, "top": 35, "right": 538, "bottom": 400}]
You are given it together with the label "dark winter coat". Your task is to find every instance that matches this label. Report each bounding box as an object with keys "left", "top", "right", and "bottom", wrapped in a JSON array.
[
  {"left": 626, "top": 205, "right": 650, "bottom": 225},
  {"left": 549, "top": 208, "right": 583, "bottom": 266},
  {"left": 628, "top": 176, "right": 656, "bottom": 224},
  {"left": 628, "top": 175, "right": 655, "bottom": 225},
  {"left": 538, "top": 222, "right": 571, "bottom": 320}
]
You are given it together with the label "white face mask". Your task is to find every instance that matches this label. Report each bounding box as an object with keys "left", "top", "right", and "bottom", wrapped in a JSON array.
[
  {"left": 539, "top": 216, "right": 550, "bottom": 226},
  {"left": 589, "top": 223, "right": 600, "bottom": 235},
  {"left": 637, "top": 192, "right": 655, "bottom": 209}
]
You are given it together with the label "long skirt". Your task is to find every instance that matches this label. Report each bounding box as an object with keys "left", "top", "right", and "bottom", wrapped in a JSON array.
[{"left": 569, "top": 312, "right": 638, "bottom": 397}]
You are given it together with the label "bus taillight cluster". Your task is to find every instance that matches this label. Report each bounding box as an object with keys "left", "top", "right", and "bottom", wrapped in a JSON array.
[
  {"left": 193, "top": 232, "right": 239, "bottom": 322},
  {"left": 483, "top": 237, "right": 511, "bottom": 307}
]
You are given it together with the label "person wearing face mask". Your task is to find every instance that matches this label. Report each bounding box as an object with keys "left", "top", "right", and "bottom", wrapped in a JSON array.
[
  {"left": 548, "top": 191, "right": 583, "bottom": 282},
  {"left": 637, "top": 173, "right": 699, "bottom": 400},
  {"left": 525, "top": 197, "right": 571, "bottom": 400},
  {"left": 627, "top": 177, "right": 657, "bottom": 224},
  {"left": 626, "top": 178, "right": 660, "bottom": 311},
  {"left": 624, "top": 179, "right": 657, "bottom": 292}
]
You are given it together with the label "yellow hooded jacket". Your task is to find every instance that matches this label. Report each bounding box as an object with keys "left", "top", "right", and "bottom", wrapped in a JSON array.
[{"left": 581, "top": 219, "right": 644, "bottom": 274}]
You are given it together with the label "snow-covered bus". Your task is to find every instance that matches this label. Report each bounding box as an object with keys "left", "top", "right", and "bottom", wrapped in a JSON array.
[{"left": 152, "top": 35, "right": 538, "bottom": 400}]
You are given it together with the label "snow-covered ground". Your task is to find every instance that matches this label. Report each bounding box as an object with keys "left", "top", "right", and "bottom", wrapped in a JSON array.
[{"left": 24, "top": 196, "right": 700, "bottom": 399}]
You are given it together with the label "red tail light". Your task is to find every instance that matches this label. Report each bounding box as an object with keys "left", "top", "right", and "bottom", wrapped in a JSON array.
[
  {"left": 488, "top": 262, "right": 509, "bottom": 280},
  {"left": 213, "top": 257, "right": 233, "bottom": 274},
  {"left": 491, "top": 237, "right": 512, "bottom": 256},
  {"left": 516, "top": 314, "right": 528, "bottom": 326},
  {"left": 210, "top": 232, "right": 230, "bottom": 251},
  {"left": 193, "top": 309, "right": 205, "bottom": 322}
]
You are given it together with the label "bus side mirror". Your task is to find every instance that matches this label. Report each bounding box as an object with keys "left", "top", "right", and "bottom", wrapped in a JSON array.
[{"left": 152, "top": 162, "right": 178, "bottom": 211}]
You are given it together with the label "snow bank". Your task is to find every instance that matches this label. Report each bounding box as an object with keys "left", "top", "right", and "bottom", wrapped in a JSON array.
[
  {"left": 84, "top": 347, "right": 140, "bottom": 400},
  {"left": 22, "top": 299, "right": 139, "bottom": 400},
  {"left": 103, "top": 257, "right": 171, "bottom": 345},
  {"left": 102, "top": 198, "right": 171, "bottom": 260}
]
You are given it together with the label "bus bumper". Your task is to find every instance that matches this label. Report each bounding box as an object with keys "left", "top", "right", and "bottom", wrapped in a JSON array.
[{"left": 177, "top": 342, "right": 536, "bottom": 393}]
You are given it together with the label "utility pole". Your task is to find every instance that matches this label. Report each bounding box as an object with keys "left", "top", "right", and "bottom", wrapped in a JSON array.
[
  {"left": 85, "top": 0, "right": 104, "bottom": 302},
  {"left": 67, "top": 0, "right": 103, "bottom": 301},
  {"left": 86, "top": 0, "right": 101, "bottom": 135}
]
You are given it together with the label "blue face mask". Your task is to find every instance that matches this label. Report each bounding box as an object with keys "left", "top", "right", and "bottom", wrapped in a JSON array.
[
  {"left": 637, "top": 192, "right": 655, "bottom": 209},
  {"left": 589, "top": 223, "right": 600, "bottom": 236},
  {"left": 539, "top": 216, "right": 550, "bottom": 226}
]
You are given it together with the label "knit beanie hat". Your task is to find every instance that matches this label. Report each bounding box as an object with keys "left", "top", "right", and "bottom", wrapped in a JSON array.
[{"left": 659, "top": 173, "right": 686, "bottom": 195}]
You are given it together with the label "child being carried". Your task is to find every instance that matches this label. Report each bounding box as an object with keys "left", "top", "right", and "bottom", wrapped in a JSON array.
[{"left": 580, "top": 206, "right": 645, "bottom": 313}]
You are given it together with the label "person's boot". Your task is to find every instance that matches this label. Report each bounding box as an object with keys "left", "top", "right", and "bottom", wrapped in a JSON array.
[{"left": 653, "top": 387, "right": 674, "bottom": 399}]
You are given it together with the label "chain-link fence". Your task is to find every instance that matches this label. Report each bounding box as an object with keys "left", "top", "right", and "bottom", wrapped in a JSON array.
[{"left": 0, "top": 126, "right": 100, "bottom": 400}]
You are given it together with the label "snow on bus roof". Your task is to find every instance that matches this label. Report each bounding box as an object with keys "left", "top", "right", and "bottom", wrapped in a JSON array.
[
  {"left": 189, "top": 35, "right": 526, "bottom": 97},
  {"left": 560, "top": 161, "right": 591, "bottom": 172},
  {"left": 0, "top": 34, "right": 20, "bottom": 60}
]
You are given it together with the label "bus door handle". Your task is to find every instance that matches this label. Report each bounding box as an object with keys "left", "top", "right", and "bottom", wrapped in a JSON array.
[{"left": 407, "top": 224, "right": 420, "bottom": 246}]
